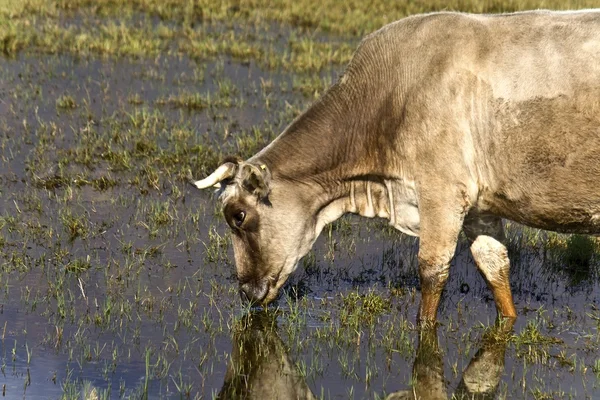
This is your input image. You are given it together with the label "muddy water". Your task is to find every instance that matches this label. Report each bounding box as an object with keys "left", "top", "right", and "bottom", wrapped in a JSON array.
[{"left": 1, "top": 53, "right": 600, "bottom": 399}]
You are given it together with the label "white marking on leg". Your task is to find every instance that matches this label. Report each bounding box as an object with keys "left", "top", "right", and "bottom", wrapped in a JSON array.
[
  {"left": 350, "top": 181, "right": 356, "bottom": 213},
  {"left": 366, "top": 181, "right": 374, "bottom": 217},
  {"left": 470, "top": 235, "right": 508, "bottom": 284},
  {"left": 385, "top": 180, "right": 395, "bottom": 225}
]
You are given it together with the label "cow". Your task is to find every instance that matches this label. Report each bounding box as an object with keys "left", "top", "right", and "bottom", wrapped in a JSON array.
[{"left": 192, "top": 10, "right": 600, "bottom": 326}]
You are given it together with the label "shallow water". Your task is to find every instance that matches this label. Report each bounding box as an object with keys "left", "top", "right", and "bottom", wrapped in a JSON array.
[{"left": 1, "top": 47, "right": 600, "bottom": 399}]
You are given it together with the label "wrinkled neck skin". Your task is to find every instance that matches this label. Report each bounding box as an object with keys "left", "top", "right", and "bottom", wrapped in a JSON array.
[
  {"left": 250, "top": 35, "right": 421, "bottom": 242},
  {"left": 250, "top": 99, "right": 420, "bottom": 242},
  {"left": 248, "top": 65, "right": 422, "bottom": 240},
  {"left": 312, "top": 176, "right": 420, "bottom": 239}
]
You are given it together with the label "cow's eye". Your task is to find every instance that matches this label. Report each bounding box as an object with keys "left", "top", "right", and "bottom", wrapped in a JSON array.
[{"left": 233, "top": 211, "right": 246, "bottom": 227}]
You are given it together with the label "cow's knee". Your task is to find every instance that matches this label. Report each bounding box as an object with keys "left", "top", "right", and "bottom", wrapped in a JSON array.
[
  {"left": 470, "top": 235, "right": 516, "bottom": 319},
  {"left": 418, "top": 254, "right": 451, "bottom": 293},
  {"left": 417, "top": 250, "right": 454, "bottom": 325},
  {"left": 470, "top": 235, "right": 509, "bottom": 284}
]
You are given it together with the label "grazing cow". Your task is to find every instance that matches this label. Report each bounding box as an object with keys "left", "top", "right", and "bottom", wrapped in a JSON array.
[{"left": 193, "top": 10, "right": 600, "bottom": 325}]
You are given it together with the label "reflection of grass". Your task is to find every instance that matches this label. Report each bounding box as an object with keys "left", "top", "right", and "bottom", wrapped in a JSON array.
[
  {"left": 544, "top": 234, "right": 599, "bottom": 287},
  {"left": 562, "top": 234, "right": 598, "bottom": 269},
  {"left": 156, "top": 90, "right": 237, "bottom": 110},
  {"left": 61, "top": 210, "right": 89, "bottom": 240},
  {"left": 513, "top": 316, "right": 563, "bottom": 366},
  {"left": 340, "top": 289, "right": 391, "bottom": 327},
  {"left": 594, "top": 359, "right": 600, "bottom": 379}
]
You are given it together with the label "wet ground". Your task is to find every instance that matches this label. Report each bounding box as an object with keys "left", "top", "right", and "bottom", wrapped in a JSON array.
[{"left": 1, "top": 13, "right": 600, "bottom": 400}]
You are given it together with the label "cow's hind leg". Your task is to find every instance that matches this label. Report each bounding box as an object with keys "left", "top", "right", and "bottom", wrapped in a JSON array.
[{"left": 463, "top": 213, "right": 516, "bottom": 320}]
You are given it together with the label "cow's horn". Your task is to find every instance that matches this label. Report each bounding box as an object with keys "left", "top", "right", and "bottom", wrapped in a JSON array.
[{"left": 192, "top": 162, "right": 237, "bottom": 189}]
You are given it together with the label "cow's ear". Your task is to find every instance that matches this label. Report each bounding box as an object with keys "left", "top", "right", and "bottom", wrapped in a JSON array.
[{"left": 240, "top": 163, "right": 271, "bottom": 200}]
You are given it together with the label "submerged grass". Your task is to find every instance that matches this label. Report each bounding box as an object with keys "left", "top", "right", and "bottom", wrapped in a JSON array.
[{"left": 340, "top": 289, "right": 392, "bottom": 327}]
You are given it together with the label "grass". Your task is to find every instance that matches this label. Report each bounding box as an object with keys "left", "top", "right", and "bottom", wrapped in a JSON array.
[
  {"left": 0, "top": 0, "right": 599, "bottom": 398},
  {"left": 2, "top": 0, "right": 595, "bottom": 74},
  {"left": 55, "top": 94, "right": 77, "bottom": 110},
  {"left": 340, "top": 289, "right": 392, "bottom": 327}
]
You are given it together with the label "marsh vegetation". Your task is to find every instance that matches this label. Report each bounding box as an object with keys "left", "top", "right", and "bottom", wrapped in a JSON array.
[{"left": 1, "top": 0, "right": 600, "bottom": 398}]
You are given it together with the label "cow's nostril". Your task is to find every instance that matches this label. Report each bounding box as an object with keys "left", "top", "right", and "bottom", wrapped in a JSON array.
[{"left": 240, "top": 281, "right": 268, "bottom": 304}]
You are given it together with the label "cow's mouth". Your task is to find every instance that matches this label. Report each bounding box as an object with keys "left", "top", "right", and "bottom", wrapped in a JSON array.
[
  {"left": 262, "top": 284, "right": 280, "bottom": 304},
  {"left": 239, "top": 274, "right": 286, "bottom": 305},
  {"left": 239, "top": 280, "right": 269, "bottom": 304},
  {"left": 239, "top": 262, "right": 296, "bottom": 305}
]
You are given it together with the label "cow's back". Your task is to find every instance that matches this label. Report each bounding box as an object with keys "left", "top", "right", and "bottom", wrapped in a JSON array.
[
  {"left": 470, "top": 11, "right": 600, "bottom": 233},
  {"left": 349, "top": 11, "right": 600, "bottom": 233},
  {"left": 257, "top": 11, "right": 600, "bottom": 233}
]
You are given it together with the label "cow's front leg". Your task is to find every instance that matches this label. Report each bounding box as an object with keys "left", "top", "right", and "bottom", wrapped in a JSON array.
[{"left": 417, "top": 192, "right": 467, "bottom": 326}]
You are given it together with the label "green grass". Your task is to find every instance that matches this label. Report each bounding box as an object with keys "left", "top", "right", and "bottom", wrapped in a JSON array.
[
  {"left": 55, "top": 94, "right": 77, "bottom": 109},
  {"left": 2, "top": 0, "right": 597, "bottom": 73}
]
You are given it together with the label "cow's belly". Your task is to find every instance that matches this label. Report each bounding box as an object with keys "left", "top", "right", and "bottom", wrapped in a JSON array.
[
  {"left": 478, "top": 86, "right": 600, "bottom": 235},
  {"left": 480, "top": 189, "right": 600, "bottom": 235}
]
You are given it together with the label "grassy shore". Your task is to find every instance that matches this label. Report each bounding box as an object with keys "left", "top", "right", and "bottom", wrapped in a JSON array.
[{"left": 2, "top": 0, "right": 599, "bottom": 64}]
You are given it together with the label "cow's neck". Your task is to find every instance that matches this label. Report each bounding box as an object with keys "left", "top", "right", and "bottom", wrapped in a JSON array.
[
  {"left": 253, "top": 75, "right": 400, "bottom": 182},
  {"left": 313, "top": 175, "right": 420, "bottom": 238},
  {"left": 344, "top": 179, "right": 395, "bottom": 220},
  {"left": 253, "top": 75, "right": 413, "bottom": 233}
]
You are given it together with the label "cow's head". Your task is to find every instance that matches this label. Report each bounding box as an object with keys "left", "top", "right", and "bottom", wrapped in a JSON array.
[{"left": 193, "top": 159, "right": 327, "bottom": 305}]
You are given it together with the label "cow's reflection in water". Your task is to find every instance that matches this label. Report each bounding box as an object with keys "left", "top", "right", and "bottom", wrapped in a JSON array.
[
  {"left": 217, "top": 312, "right": 315, "bottom": 400},
  {"left": 218, "top": 312, "right": 512, "bottom": 400},
  {"left": 387, "top": 320, "right": 513, "bottom": 400}
]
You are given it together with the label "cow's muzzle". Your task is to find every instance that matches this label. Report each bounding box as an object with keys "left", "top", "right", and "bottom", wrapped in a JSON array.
[{"left": 239, "top": 280, "right": 269, "bottom": 304}]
